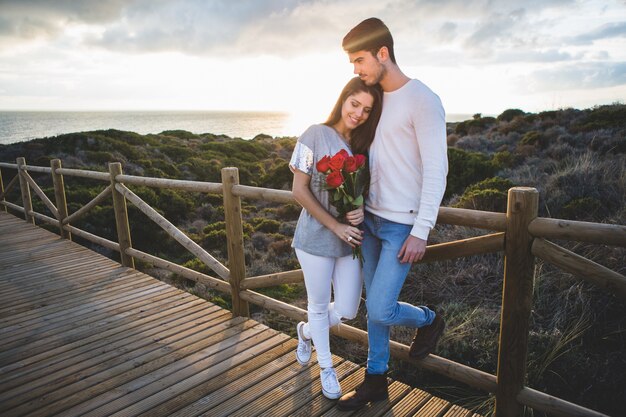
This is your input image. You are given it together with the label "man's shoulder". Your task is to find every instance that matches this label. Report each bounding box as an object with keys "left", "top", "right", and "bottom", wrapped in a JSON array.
[{"left": 406, "top": 79, "right": 440, "bottom": 102}]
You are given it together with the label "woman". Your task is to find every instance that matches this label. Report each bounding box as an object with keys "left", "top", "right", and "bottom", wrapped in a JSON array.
[{"left": 289, "top": 77, "right": 382, "bottom": 399}]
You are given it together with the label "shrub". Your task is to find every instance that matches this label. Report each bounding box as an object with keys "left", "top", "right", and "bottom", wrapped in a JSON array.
[
  {"left": 453, "top": 177, "right": 515, "bottom": 212},
  {"left": 577, "top": 104, "right": 626, "bottom": 131},
  {"left": 559, "top": 197, "right": 606, "bottom": 222},
  {"left": 254, "top": 219, "right": 281, "bottom": 233},
  {"left": 276, "top": 203, "right": 302, "bottom": 221},
  {"left": 446, "top": 148, "right": 498, "bottom": 198},
  {"left": 497, "top": 108, "right": 526, "bottom": 122},
  {"left": 262, "top": 160, "right": 292, "bottom": 190},
  {"left": 520, "top": 131, "right": 548, "bottom": 149}
]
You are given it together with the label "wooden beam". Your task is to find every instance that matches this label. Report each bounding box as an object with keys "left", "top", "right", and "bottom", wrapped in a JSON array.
[
  {"left": 238, "top": 289, "right": 499, "bottom": 394},
  {"left": 125, "top": 248, "right": 230, "bottom": 293},
  {"left": 231, "top": 184, "right": 294, "bottom": 203},
  {"left": 63, "top": 185, "right": 112, "bottom": 225},
  {"left": 115, "top": 182, "right": 229, "bottom": 279},
  {"left": 240, "top": 269, "right": 304, "bottom": 290},
  {"left": 517, "top": 387, "right": 610, "bottom": 417},
  {"left": 22, "top": 170, "right": 59, "bottom": 219},
  {"left": 116, "top": 174, "right": 223, "bottom": 194},
  {"left": 420, "top": 232, "right": 505, "bottom": 263},
  {"left": 496, "top": 187, "right": 539, "bottom": 417},
  {"left": 63, "top": 224, "right": 120, "bottom": 252},
  {"left": 109, "top": 162, "right": 134, "bottom": 268},
  {"left": 222, "top": 167, "right": 249, "bottom": 317},
  {"left": 55, "top": 167, "right": 110, "bottom": 182},
  {"left": 16, "top": 158, "right": 34, "bottom": 224},
  {"left": 51, "top": 159, "right": 71, "bottom": 239},
  {"left": 532, "top": 238, "right": 626, "bottom": 300},
  {"left": 438, "top": 207, "right": 507, "bottom": 231},
  {"left": 529, "top": 217, "right": 626, "bottom": 247}
]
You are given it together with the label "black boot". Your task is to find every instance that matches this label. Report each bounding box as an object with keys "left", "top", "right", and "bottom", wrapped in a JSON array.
[{"left": 336, "top": 371, "right": 389, "bottom": 411}]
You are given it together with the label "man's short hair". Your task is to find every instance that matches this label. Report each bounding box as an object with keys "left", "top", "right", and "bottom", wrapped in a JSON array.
[{"left": 342, "top": 17, "right": 396, "bottom": 63}]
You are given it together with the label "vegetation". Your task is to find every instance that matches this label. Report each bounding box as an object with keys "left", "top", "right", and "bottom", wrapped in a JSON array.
[{"left": 1, "top": 103, "right": 624, "bottom": 415}]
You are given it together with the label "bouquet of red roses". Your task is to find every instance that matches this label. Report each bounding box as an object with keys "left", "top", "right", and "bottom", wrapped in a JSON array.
[{"left": 316, "top": 149, "right": 368, "bottom": 262}]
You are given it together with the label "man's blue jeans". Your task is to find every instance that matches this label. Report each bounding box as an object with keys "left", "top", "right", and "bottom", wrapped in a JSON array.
[{"left": 361, "top": 212, "right": 435, "bottom": 375}]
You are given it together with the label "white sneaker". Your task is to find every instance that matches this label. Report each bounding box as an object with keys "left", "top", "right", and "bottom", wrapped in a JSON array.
[
  {"left": 320, "top": 367, "right": 342, "bottom": 399},
  {"left": 296, "top": 321, "right": 312, "bottom": 365}
]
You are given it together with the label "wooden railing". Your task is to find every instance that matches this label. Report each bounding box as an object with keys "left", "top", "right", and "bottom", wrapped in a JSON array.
[{"left": 1, "top": 157, "right": 624, "bottom": 417}]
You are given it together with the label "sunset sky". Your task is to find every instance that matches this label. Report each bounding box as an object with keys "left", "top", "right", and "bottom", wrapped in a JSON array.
[{"left": 0, "top": 0, "right": 624, "bottom": 123}]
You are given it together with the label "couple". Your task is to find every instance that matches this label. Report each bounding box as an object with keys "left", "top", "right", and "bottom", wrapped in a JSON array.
[{"left": 288, "top": 17, "right": 449, "bottom": 410}]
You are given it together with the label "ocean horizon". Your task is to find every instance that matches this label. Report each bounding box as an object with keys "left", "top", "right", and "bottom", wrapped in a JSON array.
[{"left": 0, "top": 110, "right": 474, "bottom": 146}]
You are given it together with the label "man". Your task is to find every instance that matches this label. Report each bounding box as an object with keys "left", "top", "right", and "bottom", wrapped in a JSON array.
[{"left": 337, "top": 18, "right": 448, "bottom": 411}]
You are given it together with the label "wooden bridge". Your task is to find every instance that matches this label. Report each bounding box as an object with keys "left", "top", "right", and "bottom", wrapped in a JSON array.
[
  {"left": 0, "top": 212, "right": 479, "bottom": 417},
  {"left": 1, "top": 158, "right": 624, "bottom": 417}
]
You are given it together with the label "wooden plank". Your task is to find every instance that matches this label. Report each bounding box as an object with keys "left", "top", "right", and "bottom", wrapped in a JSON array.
[
  {"left": 99, "top": 333, "right": 293, "bottom": 417},
  {"left": 0, "top": 211, "right": 481, "bottom": 417},
  {"left": 381, "top": 388, "right": 431, "bottom": 417},
  {"left": 0, "top": 309, "right": 236, "bottom": 412},
  {"left": 250, "top": 360, "right": 360, "bottom": 417},
  {"left": 0, "top": 285, "right": 187, "bottom": 363},
  {"left": 0, "top": 264, "right": 123, "bottom": 297},
  {"left": 443, "top": 404, "right": 474, "bottom": 417},
  {"left": 335, "top": 381, "right": 413, "bottom": 417},
  {"left": 139, "top": 340, "right": 299, "bottom": 417},
  {"left": 2, "top": 316, "right": 257, "bottom": 416},
  {"left": 57, "top": 327, "right": 284, "bottom": 417},
  {"left": 318, "top": 368, "right": 367, "bottom": 417},
  {"left": 0, "top": 299, "right": 214, "bottom": 383},
  {"left": 410, "top": 396, "right": 451, "bottom": 416},
  {"left": 207, "top": 355, "right": 346, "bottom": 417},
  {"left": 0, "top": 281, "right": 169, "bottom": 349},
  {"left": 0, "top": 272, "right": 156, "bottom": 324}
]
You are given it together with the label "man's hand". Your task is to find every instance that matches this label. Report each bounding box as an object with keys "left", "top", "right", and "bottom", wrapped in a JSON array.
[{"left": 398, "top": 235, "right": 426, "bottom": 263}]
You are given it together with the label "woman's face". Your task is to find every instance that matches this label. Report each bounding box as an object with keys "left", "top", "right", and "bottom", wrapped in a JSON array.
[{"left": 341, "top": 91, "right": 374, "bottom": 132}]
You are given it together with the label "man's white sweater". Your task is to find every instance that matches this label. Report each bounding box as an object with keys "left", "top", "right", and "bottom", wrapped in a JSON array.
[{"left": 366, "top": 79, "right": 448, "bottom": 241}]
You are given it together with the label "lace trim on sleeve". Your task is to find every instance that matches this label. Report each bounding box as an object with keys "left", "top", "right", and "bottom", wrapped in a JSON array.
[{"left": 289, "top": 141, "right": 314, "bottom": 175}]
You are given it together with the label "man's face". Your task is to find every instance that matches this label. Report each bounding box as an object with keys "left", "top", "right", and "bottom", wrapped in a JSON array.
[{"left": 348, "top": 50, "right": 385, "bottom": 86}]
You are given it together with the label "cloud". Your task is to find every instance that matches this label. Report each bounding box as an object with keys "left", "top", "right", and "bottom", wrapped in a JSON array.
[
  {"left": 525, "top": 62, "right": 626, "bottom": 92},
  {"left": 570, "top": 22, "right": 626, "bottom": 45}
]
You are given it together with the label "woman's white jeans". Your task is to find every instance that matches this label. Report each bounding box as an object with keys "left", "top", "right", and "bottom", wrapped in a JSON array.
[{"left": 295, "top": 248, "right": 362, "bottom": 369}]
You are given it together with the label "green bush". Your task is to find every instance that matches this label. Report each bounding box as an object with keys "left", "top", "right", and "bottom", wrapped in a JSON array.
[
  {"left": 262, "top": 160, "right": 292, "bottom": 190},
  {"left": 254, "top": 219, "right": 281, "bottom": 233},
  {"left": 577, "top": 104, "right": 626, "bottom": 131},
  {"left": 453, "top": 177, "right": 514, "bottom": 212},
  {"left": 497, "top": 108, "right": 526, "bottom": 122},
  {"left": 559, "top": 197, "right": 606, "bottom": 222},
  {"left": 446, "top": 148, "right": 498, "bottom": 198},
  {"left": 520, "top": 131, "right": 549, "bottom": 149}
]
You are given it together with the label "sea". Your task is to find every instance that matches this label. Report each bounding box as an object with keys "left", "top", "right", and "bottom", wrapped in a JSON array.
[{"left": 0, "top": 110, "right": 472, "bottom": 146}]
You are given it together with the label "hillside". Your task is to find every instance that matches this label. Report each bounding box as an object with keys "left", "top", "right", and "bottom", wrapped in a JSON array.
[{"left": 1, "top": 103, "right": 625, "bottom": 415}]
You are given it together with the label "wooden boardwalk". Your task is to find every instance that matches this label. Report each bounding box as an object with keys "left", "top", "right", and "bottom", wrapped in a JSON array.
[{"left": 0, "top": 212, "right": 480, "bottom": 417}]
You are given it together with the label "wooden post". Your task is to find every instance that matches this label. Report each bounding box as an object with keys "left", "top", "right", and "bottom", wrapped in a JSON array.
[
  {"left": 109, "top": 162, "right": 134, "bottom": 268},
  {"left": 221, "top": 167, "right": 249, "bottom": 317},
  {"left": 51, "top": 159, "right": 71, "bottom": 239},
  {"left": 0, "top": 166, "right": 6, "bottom": 212},
  {"left": 496, "top": 187, "right": 539, "bottom": 417},
  {"left": 16, "top": 157, "right": 34, "bottom": 224}
]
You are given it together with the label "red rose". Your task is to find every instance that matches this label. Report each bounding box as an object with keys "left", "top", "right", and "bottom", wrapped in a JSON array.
[
  {"left": 338, "top": 149, "right": 349, "bottom": 159},
  {"left": 344, "top": 156, "right": 358, "bottom": 173},
  {"left": 328, "top": 152, "right": 346, "bottom": 171},
  {"left": 354, "top": 154, "right": 366, "bottom": 168},
  {"left": 316, "top": 155, "right": 331, "bottom": 173},
  {"left": 326, "top": 170, "right": 344, "bottom": 188}
]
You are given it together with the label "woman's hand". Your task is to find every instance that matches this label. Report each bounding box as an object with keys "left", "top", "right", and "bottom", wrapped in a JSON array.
[
  {"left": 333, "top": 223, "right": 363, "bottom": 248},
  {"left": 345, "top": 206, "right": 364, "bottom": 226}
]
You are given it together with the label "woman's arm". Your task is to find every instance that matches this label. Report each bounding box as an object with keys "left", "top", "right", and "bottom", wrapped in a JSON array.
[{"left": 292, "top": 170, "right": 362, "bottom": 247}]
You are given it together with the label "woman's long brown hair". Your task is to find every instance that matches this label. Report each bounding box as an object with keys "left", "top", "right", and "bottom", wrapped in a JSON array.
[{"left": 323, "top": 77, "right": 382, "bottom": 155}]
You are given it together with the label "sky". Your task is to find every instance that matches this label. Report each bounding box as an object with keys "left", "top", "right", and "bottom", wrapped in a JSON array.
[{"left": 0, "top": 0, "right": 624, "bottom": 123}]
